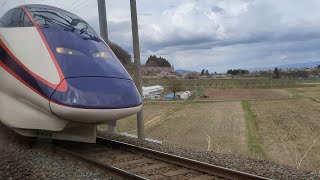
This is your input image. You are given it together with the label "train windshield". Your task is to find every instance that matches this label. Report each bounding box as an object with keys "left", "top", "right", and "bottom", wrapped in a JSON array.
[{"left": 27, "top": 7, "right": 95, "bottom": 33}]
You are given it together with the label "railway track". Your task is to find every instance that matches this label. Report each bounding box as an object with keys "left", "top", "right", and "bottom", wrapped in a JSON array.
[{"left": 56, "top": 137, "right": 269, "bottom": 180}]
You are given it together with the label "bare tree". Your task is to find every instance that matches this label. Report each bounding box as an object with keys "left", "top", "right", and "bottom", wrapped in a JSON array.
[
  {"left": 167, "top": 78, "right": 183, "bottom": 99},
  {"left": 273, "top": 67, "right": 280, "bottom": 78}
]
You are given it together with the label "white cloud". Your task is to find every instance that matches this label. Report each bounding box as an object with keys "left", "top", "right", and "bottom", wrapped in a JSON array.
[{"left": 1, "top": 0, "right": 320, "bottom": 72}]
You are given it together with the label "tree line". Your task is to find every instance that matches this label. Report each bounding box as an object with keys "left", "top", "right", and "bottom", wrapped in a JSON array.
[
  {"left": 108, "top": 42, "right": 131, "bottom": 65},
  {"left": 226, "top": 69, "right": 249, "bottom": 75},
  {"left": 109, "top": 43, "right": 174, "bottom": 69},
  {"left": 146, "top": 55, "right": 172, "bottom": 68},
  {"left": 200, "top": 69, "right": 210, "bottom": 76}
]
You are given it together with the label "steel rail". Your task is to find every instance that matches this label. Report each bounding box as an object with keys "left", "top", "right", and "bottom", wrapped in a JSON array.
[
  {"left": 96, "top": 137, "right": 270, "bottom": 180},
  {"left": 56, "top": 146, "right": 148, "bottom": 180}
]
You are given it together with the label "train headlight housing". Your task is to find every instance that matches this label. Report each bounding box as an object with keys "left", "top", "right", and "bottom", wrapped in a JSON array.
[
  {"left": 92, "top": 51, "right": 113, "bottom": 59},
  {"left": 56, "top": 47, "right": 85, "bottom": 56}
]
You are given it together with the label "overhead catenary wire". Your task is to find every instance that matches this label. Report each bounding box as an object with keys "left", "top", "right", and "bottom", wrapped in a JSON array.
[
  {"left": 69, "top": 0, "right": 88, "bottom": 11},
  {"left": 0, "top": 0, "right": 8, "bottom": 14},
  {"left": 67, "top": 0, "right": 83, "bottom": 10},
  {"left": 72, "top": 0, "right": 96, "bottom": 13},
  {"left": 69, "top": 0, "right": 93, "bottom": 12}
]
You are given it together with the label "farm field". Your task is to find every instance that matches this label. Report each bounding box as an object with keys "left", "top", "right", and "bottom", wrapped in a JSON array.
[
  {"left": 99, "top": 85, "right": 320, "bottom": 172},
  {"left": 202, "top": 89, "right": 291, "bottom": 100},
  {"left": 287, "top": 86, "right": 320, "bottom": 100},
  {"left": 142, "top": 78, "right": 297, "bottom": 89},
  {"left": 115, "top": 103, "right": 186, "bottom": 132},
  {"left": 114, "top": 102, "right": 248, "bottom": 154},
  {"left": 251, "top": 99, "right": 320, "bottom": 171}
]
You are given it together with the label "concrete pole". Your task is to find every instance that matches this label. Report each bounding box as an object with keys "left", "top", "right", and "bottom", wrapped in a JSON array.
[
  {"left": 97, "top": 0, "right": 109, "bottom": 43},
  {"left": 97, "top": 0, "right": 114, "bottom": 132},
  {"left": 195, "top": 78, "right": 197, "bottom": 99},
  {"left": 130, "top": 0, "right": 145, "bottom": 140}
]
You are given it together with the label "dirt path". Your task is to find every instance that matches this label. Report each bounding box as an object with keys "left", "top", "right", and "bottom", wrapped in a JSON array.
[{"left": 251, "top": 99, "right": 320, "bottom": 171}]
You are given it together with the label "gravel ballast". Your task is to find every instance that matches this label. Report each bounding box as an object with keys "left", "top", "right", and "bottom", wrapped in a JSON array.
[
  {"left": 1, "top": 120, "right": 319, "bottom": 179},
  {"left": 0, "top": 123, "right": 121, "bottom": 180},
  {"left": 99, "top": 131, "right": 320, "bottom": 180}
]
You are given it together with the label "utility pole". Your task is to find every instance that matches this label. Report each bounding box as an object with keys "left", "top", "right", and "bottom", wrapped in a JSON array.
[
  {"left": 195, "top": 78, "right": 197, "bottom": 99},
  {"left": 130, "top": 0, "right": 145, "bottom": 140},
  {"left": 97, "top": 0, "right": 114, "bottom": 132},
  {"left": 97, "top": 0, "right": 109, "bottom": 43}
]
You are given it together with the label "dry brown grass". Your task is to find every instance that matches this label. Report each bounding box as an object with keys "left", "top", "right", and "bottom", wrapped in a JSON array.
[
  {"left": 113, "top": 103, "right": 185, "bottom": 133},
  {"left": 98, "top": 86, "right": 320, "bottom": 172},
  {"left": 202, "top": 89, "right": 291, "bottom": 100},
  {"left": 251, "top": 99, "right": 320, "bottom": 171},
  {"left": 111, "top": 102, "right": 248, "bottom": 155}
]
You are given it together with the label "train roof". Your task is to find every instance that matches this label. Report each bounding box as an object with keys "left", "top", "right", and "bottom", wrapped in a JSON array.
[{"left": 20, "top": 4, "right": 67, "bottom": 12}]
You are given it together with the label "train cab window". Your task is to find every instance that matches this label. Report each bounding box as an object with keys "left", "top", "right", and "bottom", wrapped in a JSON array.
[{"left": 29, "top": 7, "right": 94, "bottom": 32}]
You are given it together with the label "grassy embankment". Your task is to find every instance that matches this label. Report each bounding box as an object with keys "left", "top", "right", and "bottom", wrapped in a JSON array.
[{"left": 241, "top": 101, "right": 267, "bottom": 159}]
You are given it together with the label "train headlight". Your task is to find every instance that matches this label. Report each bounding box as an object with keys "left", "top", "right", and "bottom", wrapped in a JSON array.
[
  {"left": 56, "top": 47, "right": 85, "bottom": 56},
  {"left": 92, "top": 51, "right": 113, "bottom": 58}
]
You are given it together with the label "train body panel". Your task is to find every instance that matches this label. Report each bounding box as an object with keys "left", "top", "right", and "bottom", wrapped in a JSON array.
[
  {"left": 0, "top": 67, "right": 68, "bottom": 131},
  {"left": 50, "top": 102, "right": 142, "bottom": 124},
  {"left": 0, "top": 4, "right": 143, "bottom": 143},
  {"left": 0, "top": 27, "right": 61, "bottom": 84},
  {"left": 41, "top": 28, "right": 132, "bottom": 80}
]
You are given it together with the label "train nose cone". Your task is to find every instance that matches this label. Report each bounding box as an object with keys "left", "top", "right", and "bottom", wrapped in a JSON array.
[{"left": 49, "top": 77, "right": 142, "bottom": 123}]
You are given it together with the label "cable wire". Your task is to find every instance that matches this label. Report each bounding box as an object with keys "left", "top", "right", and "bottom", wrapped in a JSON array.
[
  {"left": 72, "top": 0, "right": 96, "bottom": 13},
  {"left": 67, "top": 0, "right": 82, "bottom": 10},
  {"left": 0, "top": 0, "right": 8, "bottom": 14},
  {"left": 69, "top": 0, "right": 91, "bottom": 12}
]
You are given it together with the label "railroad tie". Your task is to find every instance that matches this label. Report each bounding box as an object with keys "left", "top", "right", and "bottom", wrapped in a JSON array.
[
  {"left": 147, "top": 175, "right": 165, "bottom": 179},
  {"left": 131, "top": 163, "right": 169, "bottom": 173},
  {"left": 189, "top": 174, "right": 215, "bottom": 180},
  {"left": 163, "top": 169, "right": 192, "bottom": 177},
  {"left": 113, "top": 158, "right": 151, "bottom": 167},
  {"left": 86, "top": 149, "right": 121, "bottom": 157},
  {"left": 85, "top": 151, "right": 126, "bottom": 161}
]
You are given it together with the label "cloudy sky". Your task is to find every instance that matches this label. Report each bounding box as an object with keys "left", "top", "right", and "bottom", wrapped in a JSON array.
[{"left": 1, "top": 0, "right": 320, "bottom": 72}]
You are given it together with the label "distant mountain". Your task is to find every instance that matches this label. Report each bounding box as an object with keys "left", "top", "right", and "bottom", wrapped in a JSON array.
[
  {"left": 175, "top": 69, "right": 191, "bottom": 75},
  {"left": 249, "top": 61, "right": 320, "bottom": 71}
]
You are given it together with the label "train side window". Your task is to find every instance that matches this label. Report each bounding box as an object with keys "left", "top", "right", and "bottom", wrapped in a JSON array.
[
  {"left": 0, "top": 9, "right": 15, "bottom": 27},
  {"left": 22, "top": 11, "right": 33, "bottom": 27},
  {"left": 9, "top": 8, "right": 23, "bottom": 27},
  {"left": 0, "top": 46, "right": 5, "bottom": 59},
  {"left": 0, "top": 8, "right": 25, "bottom": 28}
]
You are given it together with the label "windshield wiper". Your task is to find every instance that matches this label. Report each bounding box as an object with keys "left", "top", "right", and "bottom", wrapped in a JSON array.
[
  {"left": 30, "top": 10, "right": 72, "bottom": 25},
  {"left": 80, "top": 27, "right": 88, "bottom": 34},
  {"left": 34, "top": 14, "right": 75, "bottom": 31}
]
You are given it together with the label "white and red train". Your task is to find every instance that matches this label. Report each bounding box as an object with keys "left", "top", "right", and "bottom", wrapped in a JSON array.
[{"left": 0, "top": 4, "right": 142, "bottom": 143}]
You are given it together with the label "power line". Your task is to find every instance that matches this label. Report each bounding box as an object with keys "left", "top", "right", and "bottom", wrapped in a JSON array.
[
  {"left": 66, "top": 0, "right": 82, "bottom": 10},
  {"left": 69, "top": 0, "right": 91, "bottom": 12},
  {"left": 69, "top": 0, "right": 86, "bottom": 11},
  {"left": 0, "top": 0, "right": 8, "bottom": 14},
  {"left": 73, "top": 2, "right": 95, "bottom": 13},
  {"left": 72, "top": 0, "right": 96, "bottom": 13}
]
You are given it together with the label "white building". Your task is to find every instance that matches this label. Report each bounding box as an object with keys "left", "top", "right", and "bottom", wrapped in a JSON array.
[
  {"left": 142, "top": 85, "right": 164, "bottom": 98},
  {"left": 176, "top": 91, "right": 191, "bottom": 100}
]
